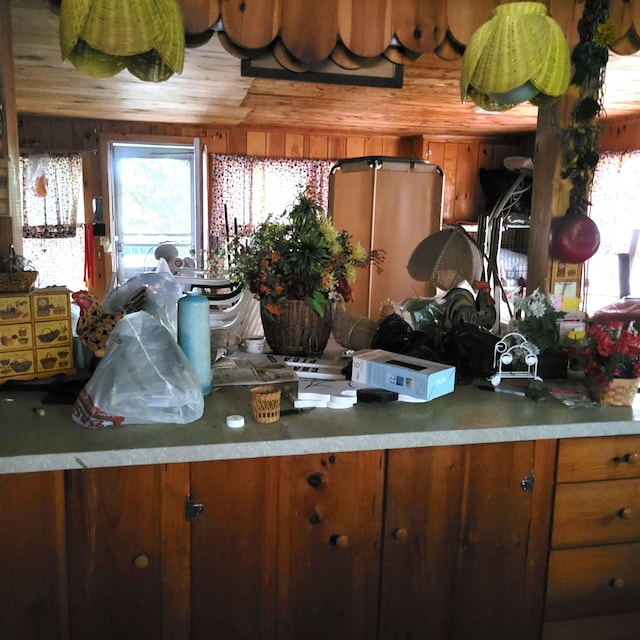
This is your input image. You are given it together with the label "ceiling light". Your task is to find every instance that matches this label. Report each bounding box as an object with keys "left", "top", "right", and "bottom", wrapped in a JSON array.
[{"left": 460, "top": 2, "right": 570, "bottom": 111}]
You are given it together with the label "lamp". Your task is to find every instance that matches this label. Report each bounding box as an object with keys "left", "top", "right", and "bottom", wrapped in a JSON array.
[
  {"left": 59, "top": 0, "right": 185, "bottom": 82},
  {"left": 460, "top": 2, "right": 570, "bottom": 112},
  {"left": 407, "top": 226, "right": 483, "bottom": 291}
]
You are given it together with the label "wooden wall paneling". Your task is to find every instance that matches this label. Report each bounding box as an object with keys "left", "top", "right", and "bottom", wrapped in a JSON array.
[
  {"left": 284, "top": 132, "right": 305, "bottom": 158},
  {"left": 452, "top": 141, "right": 478, "bottom": 221},
  {"left": 345, "top": 135, "right": 366, "bottom": 158},
  {"left": 246, "top": 130, "right": 267, "bottom": 156},
  {"left": 392, "top": 0, "right": 449, "bottom": 53},
  {"left": 328, "top": 136, "right": 348, "bottom": 160},
  {"left": 266, "top": 131, "right": 286, "bottom": 157},
  {"left": 227, "top": 128, "right": 248, "bottom": 155},
  {"left": 206, "top": 129, "right": 228, "bottom": 154},
  {"left": 280, "top": 0, "right": 339, "bottom": 64},
  {"left": 364, "top": 136, "right": 385, "bottom": 156},
  {"left": 308, "top": 134, "right": 329, "bottom": 159},
  {"left": 441, "top": 142, "right": 459, "bottom": 222},
  {"left": 425, "top": 139, "right": 446, "bottom": 169},
  {"left": 339, "top": 0, "right": 392, "bottom": 58}
]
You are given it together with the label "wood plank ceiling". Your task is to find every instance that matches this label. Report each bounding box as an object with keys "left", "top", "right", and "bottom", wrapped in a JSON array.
[{"left": 9, "top": 0, "right": 640, "bottom": 137}]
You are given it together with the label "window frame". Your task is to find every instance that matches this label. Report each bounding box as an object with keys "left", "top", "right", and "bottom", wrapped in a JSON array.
[{"left": 103, "top": 135, "right": 205, "bottom": 284}]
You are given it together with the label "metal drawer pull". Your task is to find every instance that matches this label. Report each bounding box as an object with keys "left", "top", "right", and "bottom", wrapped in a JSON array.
[
  {"left": 613, "top": 452, "right": 638, "bottom": 464},
  {"left": 392, "top": 528, "right": 408, "bottom": 541},
  {"left": 610, "top": 577, "right": 625, "bottom": 589},
  {"left": 617, "top": 507, "right": 633, "bottom": 520}
]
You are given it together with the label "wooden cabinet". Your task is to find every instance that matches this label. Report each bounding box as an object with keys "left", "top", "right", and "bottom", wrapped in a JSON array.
[
  {"left": 0, "top": 439, "right": 557, "bottom": 640},
  {"left": 190, "top": 450, "right": 384, "bottom": 640},
  {"left": 544, "top": 435, "right": 640, "bottom": 639},
  {"left": 65, "top": 464, "right": 190, "bottom": 640},
  {"left": 0, "top": 471, "right": 67, "bottom": 640},
  {"left": 379, "top": 440, "right": 556, "bottom": 640}
]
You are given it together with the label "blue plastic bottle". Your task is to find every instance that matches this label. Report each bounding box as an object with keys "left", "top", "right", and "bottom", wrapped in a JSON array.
[{"left": 178, "top": 290, "right": 212, "bottom": 396}]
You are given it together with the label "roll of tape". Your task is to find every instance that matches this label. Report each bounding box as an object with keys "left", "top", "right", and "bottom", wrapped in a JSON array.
[{"left": 226, "top": 414, "right": 245, "bottom": 428}]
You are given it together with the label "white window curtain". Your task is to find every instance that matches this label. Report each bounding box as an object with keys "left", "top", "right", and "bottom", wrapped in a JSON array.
[
  {"left": 586, "top": 150, "right": 640, "bottom": 312},
  {"left": 20, "top": 153, "right": 83, "bottom": 238},
  {"left": 209, "top": 155, "right": 334, "bottom": 245}
]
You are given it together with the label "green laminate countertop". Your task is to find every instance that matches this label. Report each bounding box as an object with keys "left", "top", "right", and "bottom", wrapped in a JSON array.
[{"left": 2, "top": 377, "right": 640, "bottom": 474}]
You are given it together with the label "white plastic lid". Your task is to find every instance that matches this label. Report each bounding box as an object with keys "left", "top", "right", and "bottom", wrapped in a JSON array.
[{"left": 226, "top": 414, "right": 245, "bottom": 428}]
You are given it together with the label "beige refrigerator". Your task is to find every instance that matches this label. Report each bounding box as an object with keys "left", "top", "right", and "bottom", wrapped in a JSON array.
[{"left": 328, "top": 156, "right": 444, "bottom": 319}]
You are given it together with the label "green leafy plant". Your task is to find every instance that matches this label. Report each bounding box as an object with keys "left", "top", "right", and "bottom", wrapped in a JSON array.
[
  {"left": 229, "top": 192, "right": 384, "bottom": 317},
  {"left": 509, "top": 288, "right": 565, "bottom": 353}
]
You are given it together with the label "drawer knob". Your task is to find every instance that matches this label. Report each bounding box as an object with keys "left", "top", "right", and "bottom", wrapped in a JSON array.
[
  {"left": 610, "top": 577, "right": 625, "bottom": 590},
  {"left": 330, "top": 534, "right": 349, "bottom": 548},
  {"left": 134, "top": 554, "right": 149, "bottom": 569},
  {"left": 392, "top": 528, "right": 408, "bottom": 541},
  {"left": 618, "top": 507, "right": 633, "bottom": 520},
  {"left": 613, "top": 452, "right": 638, "bottom": 464}
]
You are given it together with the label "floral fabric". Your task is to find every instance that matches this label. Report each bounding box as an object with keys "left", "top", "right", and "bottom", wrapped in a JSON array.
[
  {"left": 209, "top": 155, "right": 334, "bottom": 246},
  {"left": 20, "top": 153, "right": 83, "bottom": 239}
]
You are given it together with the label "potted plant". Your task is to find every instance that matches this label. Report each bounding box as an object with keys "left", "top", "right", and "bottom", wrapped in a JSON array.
[
  {"left": 571, "top": 322, "right": 640, "bottom": 405},
  {"left": 508, "top": 288, "right": 567, "bottom": 378},
  {"left": 230, "top": 192, "right": 384, "bottom": 355}
]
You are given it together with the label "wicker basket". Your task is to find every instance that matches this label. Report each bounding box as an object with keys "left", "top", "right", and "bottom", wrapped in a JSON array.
[
  {"left": 586, "top": 377, "right": 639, "bottom": 407},
  {"left": 332, "top": 307, "right": 377, "bottom": 351},
  {"left": 0, "top": 271, "right": 38, "bottom": 293},
  {"left": 260, "top": 299, "right": 332, "bottom": 356},
  {"left": 250, "top": 385, "right": 281, "bottom": 424}
]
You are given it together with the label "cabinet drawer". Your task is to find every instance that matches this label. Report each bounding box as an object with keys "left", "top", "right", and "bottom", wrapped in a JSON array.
[
  {"left": 552, "top": 479, "right": 640, "bottom": 547},
  {"left": 557, "top": 436, "right": 640, "bottom": 482},
  {"left": 545, "top": 542, "right": 640, "bottom": 620},
  {"left": 543, "top": 611, "right": 640, "bottom": 640}
]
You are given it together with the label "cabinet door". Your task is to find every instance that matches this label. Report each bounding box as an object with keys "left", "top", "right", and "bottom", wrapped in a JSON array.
[
  {"left": 190, "top": 457, "right": 279, "bottom": 640},
  {"left": 65, "top": 464, "right": 190, "bottom": 640},
  {"left": 277, "top": 450, "right": 385, "bottom": 640},
  {"left": 379, "top": 440, "right": 555, "bottom": 640},
  {"left": 0, "top": 471, "right": 66, "bottom": 640}
]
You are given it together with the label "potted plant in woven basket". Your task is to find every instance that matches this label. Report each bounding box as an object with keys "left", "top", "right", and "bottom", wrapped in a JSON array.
[
  {"left": 230, "top": 192, "right": 384, "bottom": 356},
  {"left": 571, "top": 322, "right": 640, "bottom": 406}
]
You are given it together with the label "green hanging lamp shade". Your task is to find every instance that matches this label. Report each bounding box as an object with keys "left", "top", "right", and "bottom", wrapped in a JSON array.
[
  {"left": 60, "top": 0, "right": 185, "bottom": 82},
  {"left": 460, "top": 2, "right": 570, "bottom": 111}
]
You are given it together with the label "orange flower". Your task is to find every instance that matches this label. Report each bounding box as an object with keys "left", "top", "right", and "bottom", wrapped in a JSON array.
[{"left": 265, "top": 302, "right": 283, "bottom": 316}]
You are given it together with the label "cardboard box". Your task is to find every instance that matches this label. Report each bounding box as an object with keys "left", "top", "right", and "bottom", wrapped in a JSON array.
[{"left": 351, "top": 350, "right": 455, "bottom": 401}]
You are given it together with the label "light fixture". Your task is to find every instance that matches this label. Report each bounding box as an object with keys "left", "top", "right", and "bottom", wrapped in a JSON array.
[
  {"left": 460, "top": 2, "right": 570, "bottom": 111},
  {"left": 59, "top": 0, "right": 185, "bottom": 82}
]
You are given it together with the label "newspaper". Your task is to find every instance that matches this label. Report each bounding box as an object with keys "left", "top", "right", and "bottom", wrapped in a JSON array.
[{"left": 211, "top": 356, "right": 299, "bottom": 387}]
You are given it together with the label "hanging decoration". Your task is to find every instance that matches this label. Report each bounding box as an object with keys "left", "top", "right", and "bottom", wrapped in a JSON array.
[
  {"left": 59, "top": 0, "right": 185, "bottom": 82},
  {"left": 460, "top": 2, "right": 570, "bottom": 112},
  {"left": 549, "top": 0, "right": 616, "bottom": 263}
]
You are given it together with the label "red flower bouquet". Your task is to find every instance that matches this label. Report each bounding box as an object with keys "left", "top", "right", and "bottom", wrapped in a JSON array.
[{"left": 572, "top": 322, "right": 640, "bottom": 387}]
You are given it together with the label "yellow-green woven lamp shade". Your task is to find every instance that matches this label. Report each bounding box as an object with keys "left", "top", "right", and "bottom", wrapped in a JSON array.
[
  {"left": 60, "top": 0, "right": 185, "bottom": 82},
  {"left": 460, "top": 2, "right": 570, "bottom": 111}
]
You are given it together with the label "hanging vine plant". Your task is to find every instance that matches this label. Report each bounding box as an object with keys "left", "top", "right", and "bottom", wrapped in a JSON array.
[{"left": 550, "top": 0, "right": 616, "bottom": 264}]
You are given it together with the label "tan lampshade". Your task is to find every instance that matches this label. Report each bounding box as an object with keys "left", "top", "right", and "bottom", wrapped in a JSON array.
[
  {"left": 460, "top": 2, "right": 570, "bottom": 111},
  {"left": 407, "top": 227, "right": 483, "bottom": 291},
  {"left": 59, "top": 0, "right": 185, "bottom": 82}
]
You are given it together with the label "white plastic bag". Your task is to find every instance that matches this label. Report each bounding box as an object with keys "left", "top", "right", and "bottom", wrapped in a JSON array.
[{"left": 72, "top": 311, "right": 204, "bottom": 428}]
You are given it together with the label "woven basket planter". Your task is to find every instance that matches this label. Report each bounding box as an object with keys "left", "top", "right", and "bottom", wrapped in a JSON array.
[
  {"left": 260, "top": 299, "right": 332, "bottom": 356},
  {"left": 586, "top": 377, "right": 640, "bottom": 407},
  {"left": 0, "top": 271, "right": 38, "bottom": 293}
]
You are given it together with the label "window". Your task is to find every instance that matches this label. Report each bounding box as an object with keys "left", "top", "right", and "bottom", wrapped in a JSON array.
[
  {"left": 209, "top": 155, "right": 334, "bottom": 248},
  {"left": 584, "top": 150, "right": 640, "bottom": 314},
  {"left": 20, "top": 153, "right": 86, "bottom": 291},
  {"left": 108, "top": 140, "right": 202, "bottom": 283}
]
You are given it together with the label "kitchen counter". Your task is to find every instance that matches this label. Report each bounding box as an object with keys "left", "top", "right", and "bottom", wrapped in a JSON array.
[{"left": 2, "top": 379, "right": 640, "bottom": 474}]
